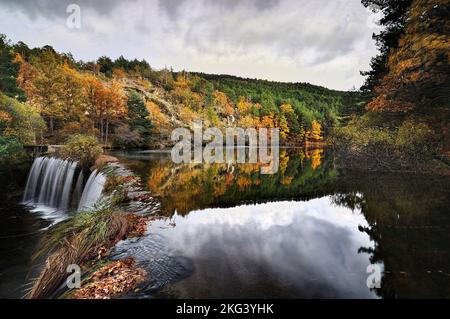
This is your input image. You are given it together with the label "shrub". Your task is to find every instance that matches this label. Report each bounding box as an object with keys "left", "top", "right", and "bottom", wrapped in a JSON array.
[
  {"left": 60, "top": 134, "right": 103, "bottom": 168},
  {"left": 113, "top": 124, "right": 143, "bottom": 149},
  {"left": 395, "top": 119, "right": 437, "bottom": 164},
  {"left": 0, "top": 135, "right": 22, "bottom": 158},
  {"left": 55, "top": 121, "right": 100, "bottom": 144},
  {"left": 0, "top": 92, "right": 45, "bottom": 144},
  {"left": 0, "top": 136, "right": 29, "bottom": 184},
  {"left": 331, "top": 114, "right": 438, "bottom": 171}
]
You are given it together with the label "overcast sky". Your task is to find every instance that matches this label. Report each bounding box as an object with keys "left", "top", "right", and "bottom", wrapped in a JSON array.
[{"left": 0, "top": 0, "right": 382, "bottom": 90}]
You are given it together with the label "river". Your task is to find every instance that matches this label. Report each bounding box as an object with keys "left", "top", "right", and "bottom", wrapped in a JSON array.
[{"left": 1, "top": 148, "right": 450, "bottom": 298}]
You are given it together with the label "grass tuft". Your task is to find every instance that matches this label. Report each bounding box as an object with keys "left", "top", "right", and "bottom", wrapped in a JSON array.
[{"left": 29, "top": 201, "right": 129, "bottom": 299}]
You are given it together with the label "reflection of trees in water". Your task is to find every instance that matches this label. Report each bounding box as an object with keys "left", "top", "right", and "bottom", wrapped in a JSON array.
[
  {"left": 142, "top": 148, "right": 334, "bottom": 216},
  {"left": 332, "top": 173, "right": 450, "bottom": 298},
  {"left": 119, "top": 150, "right": 450, "bottom": 298}
]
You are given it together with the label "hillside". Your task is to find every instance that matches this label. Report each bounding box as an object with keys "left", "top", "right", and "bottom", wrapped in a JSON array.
[
  {"left": 0, "top": 34, "right": 364, "bottom": 149},
  {"left": 196, "top": 73, "right": 364, "bottom": 119}
]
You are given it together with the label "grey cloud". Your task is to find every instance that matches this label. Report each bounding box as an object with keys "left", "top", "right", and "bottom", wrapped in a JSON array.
[
  {"left": 157, "top": 0, "right": 188, "bottom": 18},
  {"left": 0, "top": 0, "right": 136, "bottom": 19},
  {"left": 158, "top": 0, "right": 280, "bottom": 18},
  {"left": 0, "top": 0, "right": 378, "bottom": 90},
  {"left": 178, "top": 0, "right": 370, "bottom": 67}
]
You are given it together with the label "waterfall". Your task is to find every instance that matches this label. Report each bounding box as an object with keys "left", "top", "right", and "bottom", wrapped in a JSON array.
[
  {"left": 73, "top": 170, "right": 84, "bottom": 205},
  {"left": 23, "top": 157, "right": 107, "bottom": 216},
  {"left": 78, "top": 170, "right": 107, "bottom": 211}
]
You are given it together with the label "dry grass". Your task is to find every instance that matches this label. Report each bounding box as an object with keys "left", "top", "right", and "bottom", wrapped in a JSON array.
[
  {"left": 28, "top": 202, "right": 129, "bottom": 299},
  {"left": 28, "top": 166, "right": 154, "bottom": 299}
]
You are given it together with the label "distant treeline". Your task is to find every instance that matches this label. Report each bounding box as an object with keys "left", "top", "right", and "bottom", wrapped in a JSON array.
[{"left": 1, "top": 32, "right": 364, "bottom": 152}]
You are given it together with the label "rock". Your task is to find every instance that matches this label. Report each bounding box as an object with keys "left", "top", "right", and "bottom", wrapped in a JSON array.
[{"left": 94, "top": 155, "right": 119, "bottom": 169}]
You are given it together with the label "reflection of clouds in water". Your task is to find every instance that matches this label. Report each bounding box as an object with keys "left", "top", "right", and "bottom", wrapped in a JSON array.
[{"left": 148, "top": 197, "right": 379, "bottom": 298}]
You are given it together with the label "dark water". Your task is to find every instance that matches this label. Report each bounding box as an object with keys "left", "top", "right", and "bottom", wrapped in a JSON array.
[
  {"left": 0, "top": 169, "right": 50, "bottom": 298},
  {"left": 110, "top": 149, "right": 450, "bottom": 299},
  {"left": 1, "top": 149, "right": 450, "bottom": 298}
]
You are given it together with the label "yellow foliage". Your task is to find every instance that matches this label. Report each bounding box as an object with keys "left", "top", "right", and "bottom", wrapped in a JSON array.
[
  {"left": 236, "top": 96, "right": 252, "bottom": 116},
  {"left": 146, "top": 101, "right": 170, "bottom": 131},
  {"left": 281, "top": 176, "right": 293, "bottom": 185},
  {"left": 307, "top": 120, "right": 323, "bottom": 141},
  {"left": 279, "top": 150, "right": 289, "bottom": 173},
  {"left": 280, "top": 103, "right": 294, "bottom": 114},
  {"left": 367, "top": 0, "right": 450, "bottom": 112},
  {"left": 260, "top": 113, "right": 276, "bottom": 128},
  {"left": 237, "top": 115, "right": 259, "bottom": 128},
  {"left": 279, "top": 115, "right": 289, "bottom": 140},
  {"left": 0, "top": 110, "right": 12, "bottom": 123},
  {"left": 237, "top": 176, "right": 252, "bottom": 189},
  {"left": 178, "top": 105, "right": 199, "bottom": 124},
  {"left": 306, "top": 148, "right": 323, "bottom": 170}
]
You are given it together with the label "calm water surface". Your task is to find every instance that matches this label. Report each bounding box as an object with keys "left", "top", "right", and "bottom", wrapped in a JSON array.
[
  {"left": 1, "top": 148, "right": 449, "bottom": 298},
  {"left": 110, "top": 149, "right": 450, "bottom": 299}
]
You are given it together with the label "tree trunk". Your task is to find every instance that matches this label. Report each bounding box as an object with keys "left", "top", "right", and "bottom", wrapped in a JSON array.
[
  {"left": 100, "top": 119, "right": 104, "bottom": 143},
  {"left": 49, "top": 117, "right": 54, "bottom": 135},
  {"left": 105, "top": 119, "right": 109, "bottom": 146}
]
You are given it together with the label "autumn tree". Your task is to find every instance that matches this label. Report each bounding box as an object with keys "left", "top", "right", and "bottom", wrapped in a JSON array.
[
  {"left": 360, "top": 0, "right": 414, "bottom": 93},
  {"left": 82, "top": 74, "right": 105, "bottom": 132},
  {"left": 236, "top": 96, "right": 252, "bottom": 116},
  {"left": 16, "top": 49, "right": 66, "bottom": 134},
  {"left": 0, "top": 92, "right": 45, "bottom": 144},
  {"left": 112, "top": 67, "right": 127, "bottom": 80},
  {"left": 306, "top": 120, "right": 323, "bottom": 142},
  {"left": 59, "top": 62, "right": 85, "bottom": 121},
  {"left": 367, "top": 0, "right": 450, "bottom": 113},
  {"left": 260, "top": 113, "right": 276, "bottom": 129},
  {"left": 81, "top": 75, "right": 126, "bottom": 144},
  {"left": 213, "top": 90, "right": 233, "bottom": 118},
  {"left": 278, "top": 115, "right": 290, "bottom": 140},
  {"left": 101, "top": 80, "right": 127, "bottom": 145},
  {"left": 146, "top": 100, "right": 170, "bottom": 132},
  {"left": 14, "top": 53, "right": 37, "bottom": 102}
]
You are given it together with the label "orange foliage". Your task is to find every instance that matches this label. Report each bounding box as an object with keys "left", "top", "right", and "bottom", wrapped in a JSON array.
[
  {"left": 112, "top": 67, "right": 127, "bottom": 79},
  {"left": 281, "top": 176, "right": 293, "bottom": 185},
  {"left": 306, "top": 148, "right": 323, "bottom": 170},
  {"left": 0, "top": 110, "right": 12, "bottom": 123},
  {"left": 213, "top": 91, "right": 233, "bottom": 116},
  {"left": 306, "top": 120, "right": 323, "bottom": 141},
  {"left": 236, "top": 176, "right": 252, "bottom": 189},
  {"left": 260, "top": 113, "right": 276, "bottom": 128},
  {"left": 367, "top": 0, "right": 450, "bottom": 113},
  {"left": 146, "top": 100, "right": 170, "bottom": 131},
  {"left": 71, "top": 258, "right": 146, "bottom": 299}
]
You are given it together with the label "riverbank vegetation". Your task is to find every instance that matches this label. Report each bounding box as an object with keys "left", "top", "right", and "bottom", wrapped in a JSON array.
[
  {"left": 60, "top": 134, "right": 103, "bottom": 169},
  {"left": 0, "top": 91, "right": 45, "bottom": 184},
  {"left": 331, "top": 0, "right": 449, "bottom": 172},
  {"left": 331, "top": 114, "right": 439, "bottom": 172},
  {"left": 29, "top": 159, "right": 153, "bottom": 299}
]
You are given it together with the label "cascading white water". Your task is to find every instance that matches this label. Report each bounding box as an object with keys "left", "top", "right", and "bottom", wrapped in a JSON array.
[
  {"left": 23, "top": 157, "right": 77, "bottom": 209},
  {"left": 78, "top": 169, "right": 107, "bottom": 211},
  {"left": 73, "top": 169, "right": 84, "bottom": 204},
  {"left": 23, "top": 157, "right": 107, "bottom": 218}
]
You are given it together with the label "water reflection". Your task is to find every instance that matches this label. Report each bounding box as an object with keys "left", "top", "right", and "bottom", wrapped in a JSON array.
[
  {"left": 112, "top": 149, "right": 450, "bottom": 299},
  {"left": 114, "top": 148, "right": 332, "bottom": 216},
  {"left": 117, "top": 198, "right": 379, "bottom": 298}
]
